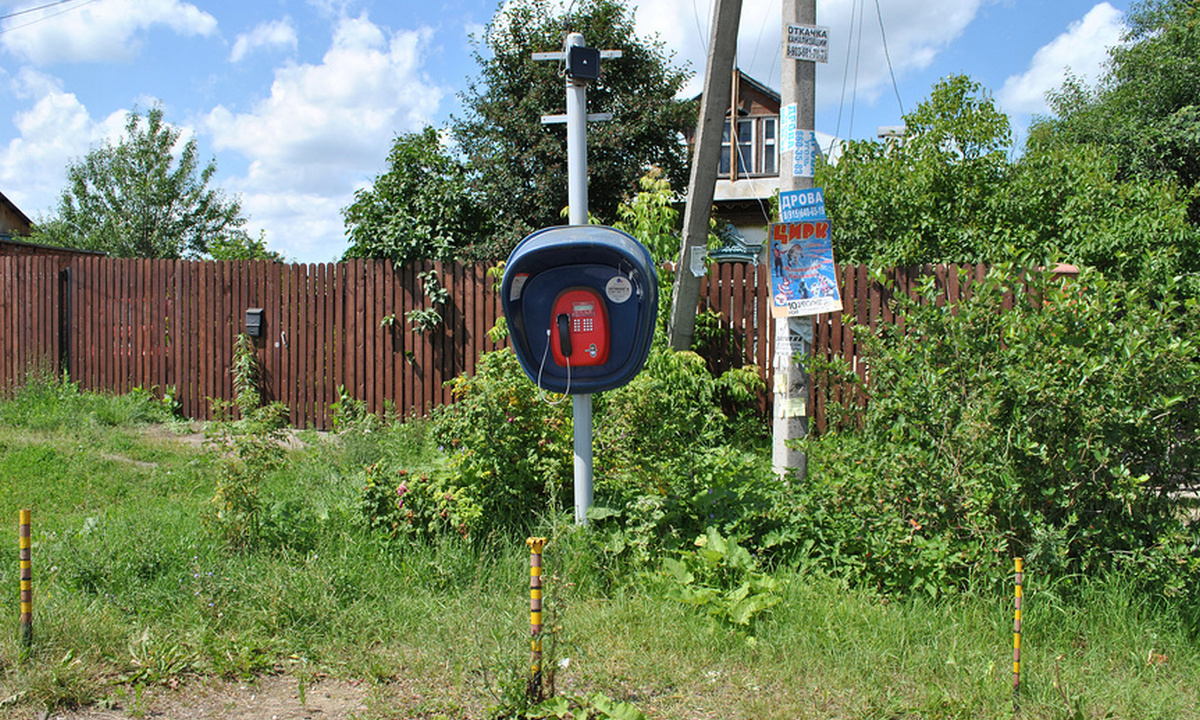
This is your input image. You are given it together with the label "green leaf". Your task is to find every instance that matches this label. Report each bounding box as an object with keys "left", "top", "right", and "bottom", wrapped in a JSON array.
[{"left": 662, "top": 557, "right": 694, "bottom": 586}]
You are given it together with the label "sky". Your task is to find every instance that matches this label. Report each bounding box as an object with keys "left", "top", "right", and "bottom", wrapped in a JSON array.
[{"left": 0, "top": 0, "right": 1132, "bottom": 263}]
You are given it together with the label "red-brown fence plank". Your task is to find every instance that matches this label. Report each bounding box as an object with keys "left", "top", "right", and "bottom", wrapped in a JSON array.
[
  {"left": 7, "top": 257, "right": 19, "bottom": 390},
  {"left": 306, "top": 263, "right": 319, "bottom": 428},
  {"left": 13, "top": 256, "right": 22, "bottom": 388},
  {"left": 286, "top": 263, "right": 300, "bottom": 425},
  {"left": 324, "top": 262, "right": 337, "bottom": 425},
  {"left": 1, "top": 259, "right": 9, "bottom": 391},
  {"left": 371, "top": 259, "right": 385, "bottom": 416},
  {"left": 464, "top": 263, "right": 479, "bottom": 378},
  {"left": 331, "top": 262, "right": 345, "bottom": 410},
  {"left": 400, "top": 261, "right": 417, "bottom": 418},
  {"left": 2, "top": 257, "right": 1007, "bottom": 432},
  {"left": 424, "top": 262, "right": 438, "bottom": 411}
]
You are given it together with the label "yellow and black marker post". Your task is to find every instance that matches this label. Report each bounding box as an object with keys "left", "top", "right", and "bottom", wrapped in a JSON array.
[
  {"left": 527, "top": 537, "right": 547, "bottom": 702},
  {"left": 1013, "top": 557, "right": 1023, "bottom": 713},
  {"left": 19, "top": 509, "right": 32, "bottom": 651}
]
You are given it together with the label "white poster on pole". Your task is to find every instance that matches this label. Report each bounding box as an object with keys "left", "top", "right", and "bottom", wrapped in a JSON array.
[
  {"left": 786, "top": 24, "right": 831, "bottom": 63},
  {"left": 781, "top": 103, "right": 796, "bottom": 154},
  {"left": 793, "top": 129, "right": 821, "bottom": 178}
]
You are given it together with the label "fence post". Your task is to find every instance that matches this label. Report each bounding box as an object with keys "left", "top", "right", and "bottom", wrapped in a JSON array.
[
  {"left": 19, "top": 509, "right": 32, "bottom": 652},
  {"left": 527, "top": 537, "right": 547, "bottom": 702},
  {"left": 1013, "top": 557, "right": 1023, "bottom": 713}
]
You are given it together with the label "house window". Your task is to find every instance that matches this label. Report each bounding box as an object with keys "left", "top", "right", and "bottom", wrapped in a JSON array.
[
  {"left": 719, "top": 116, "right": 779, "bottom": 178},
  {"left": 762, "top": 118, "right": 777, "bottom": 175}
]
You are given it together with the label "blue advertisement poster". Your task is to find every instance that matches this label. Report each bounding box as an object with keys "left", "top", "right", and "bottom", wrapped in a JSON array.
[{"left": 770, "top": 188, "right": 841, "bottom": 317}]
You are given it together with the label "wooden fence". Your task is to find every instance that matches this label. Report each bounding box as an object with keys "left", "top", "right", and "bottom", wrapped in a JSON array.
[{"left": 0, "top": 254, "right": 996, "bottom": 431}]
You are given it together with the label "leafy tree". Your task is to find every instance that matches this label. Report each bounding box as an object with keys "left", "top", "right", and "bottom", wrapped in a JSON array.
[
  {"left": 817, "top": 73, "right": 1200, "bottom": 285},
  {"left": 342, "top": 127, "right": 491, "bottom": 266},
  {"left": 451, "top": 0, "right": 694, "bottom": 259},
  {"left": 1037, "top": 0, "right": 1200, "bottom": 222},
  {"left": 993, "top": 134, "right": 1200, "bottom": 287},
  {"left": 817, "top": 75, "right": 1012, "bottom": 266},
  {"left": 35, "top": 105, "right": 250, "bottom": 259},
  {"left": 208, "top": 230, "right": 285, "bottom": 262}
]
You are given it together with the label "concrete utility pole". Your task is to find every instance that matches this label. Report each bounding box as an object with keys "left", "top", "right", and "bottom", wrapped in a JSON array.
[
  {"left": 667, "top": 0, "right": 743, "bottom": 351},
  {"left": 774, "top": 0, "right": 816, "bottom": 478}
]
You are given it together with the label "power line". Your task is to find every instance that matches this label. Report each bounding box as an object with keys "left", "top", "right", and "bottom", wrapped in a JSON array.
[
  {"left": 849, "top": 0, "right": 865, "bottom": 138},
  {"left": 0, "top": 0, "right": 101, "bottom": 35},
  {"left": 874, "top": 0, "right": 905, "bottom": 118},
  {"left": 0, "top": 0, "right": 81, "bottom": 21},
  {"left": 691, "top": 0, "right": 709, "bottom": 64},
  {"left": 832, "top": 0, "right": 858, "bottom": 143}
]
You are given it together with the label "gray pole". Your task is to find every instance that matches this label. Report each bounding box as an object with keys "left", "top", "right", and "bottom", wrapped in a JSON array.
[
  {"left": 774, "top": 0, "right": 816, "bottom": 478},
  {"left": 564, "top": 32, "right": 594, "bottom": 524},
  {"left": 667, "top": 0, "right": 743, "bottom": 351}
]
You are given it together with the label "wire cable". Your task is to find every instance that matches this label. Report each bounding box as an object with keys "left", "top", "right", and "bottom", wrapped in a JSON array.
[
  {"left": 0, "top": 0, "right": 100, "bottom": 35},
  {"left": 848, "top": 0, "right": 866, "bottom": 139},
  {"left": 691, "top": 0, "right": 709, "bottom": 59},
  {"left": 874, "top": 0, "right": 905, "bottom": 118},
  {"left": 536, "top": 328, "right": 571, "bottom": 405},
  {"left": 1, "top": 0, "right": 83, "bottom": 21},
  {"left": 831, "top": 0, "right": 859, "bottom": 143}
]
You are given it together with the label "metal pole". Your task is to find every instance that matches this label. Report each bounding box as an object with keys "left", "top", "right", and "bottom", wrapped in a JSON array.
[
  {"left": 565, "top": 33, "right": 589, "bottom": 227},
  {"left": 572, "top": 396, "right": 593, "bottom": 524},
  {"left": 774, "top": 0, "right": 816, "bottom": 479},
  {"left": 564, "top": 32, "right": 594, "bottom": 525},
  {"left": 19, "top": 509, "right": 32, "bottom": 651},
  {"left": 527, "top": 537, "right": 548, "bottom": 702},
  {"left": 1013, "top": 557, "right": 1023, "bottom": 713}
]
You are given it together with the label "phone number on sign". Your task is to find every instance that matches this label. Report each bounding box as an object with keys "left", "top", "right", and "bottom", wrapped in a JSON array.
[{"left": 780, "top": 297, "right": 841, "bottom": 316}]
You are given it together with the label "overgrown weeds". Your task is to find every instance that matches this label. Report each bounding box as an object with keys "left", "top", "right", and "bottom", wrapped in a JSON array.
[{"left": 1, "top": 259, "right": 1199, "bottom": 717}]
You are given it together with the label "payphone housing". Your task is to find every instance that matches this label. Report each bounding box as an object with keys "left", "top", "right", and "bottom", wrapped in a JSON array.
[{"left": 502, "top": 225, "right": 657, "bottom": 395}]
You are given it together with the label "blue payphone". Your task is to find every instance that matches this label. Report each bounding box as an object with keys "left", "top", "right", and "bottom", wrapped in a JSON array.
[{"left": 501, "top": 225, "right": 658, "bottom": 395}]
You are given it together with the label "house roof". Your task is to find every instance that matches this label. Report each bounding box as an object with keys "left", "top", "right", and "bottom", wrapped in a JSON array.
[
  {"left": 736, "top": 72, "right": 780, "bottom": 106},
  {"left": 690, "top": 69, "right": 780, "bottom": 107},
  {"left": 0, "top": 189, "right": 33, "bottom": 230},
  {"left": 0, "top": 236, "right": 105, "bottom": 258}
]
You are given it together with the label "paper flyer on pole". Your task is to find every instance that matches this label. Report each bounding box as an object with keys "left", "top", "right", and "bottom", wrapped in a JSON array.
[
  {"left": 770, "top": 188, "right": 841, "bottom": 317},
  {"left": 793, "top": 129, "right": 822, "bottom": 178}
]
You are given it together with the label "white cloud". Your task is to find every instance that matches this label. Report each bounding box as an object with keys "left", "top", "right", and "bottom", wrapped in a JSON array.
[
  {"left": 0, "top": 70, "right": 96, "bottom": 216},
  {"left": 0, "top": 69, "right": 203, "bottom": 224},
  {"left": 633, "top": 0, "right": 984, "bottom": 106},
  {"left": 206, "top": 13, "right": 444, "bottom": 261},
  {"left": 998, "top": 2, "right": 1124, "bottom": 115},
  {"left": 1, "top": 0, "right": 218, "bottom": 65},
  {"left": 235, "top": 188, "right": 347, "bottom": 263},
  {"left": 230, "top": 18, "right": 299, "bottom": 63}
]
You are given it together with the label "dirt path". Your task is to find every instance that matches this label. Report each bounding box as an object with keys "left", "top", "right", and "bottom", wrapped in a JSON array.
[{"left": 55, "top": 676, "right": 380, "bottom": 720}]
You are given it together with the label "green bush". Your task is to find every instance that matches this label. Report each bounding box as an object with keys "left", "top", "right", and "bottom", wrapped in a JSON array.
[
  {"left": 356, "top": 463, "right": 480, "bottom": 540},
  {"left": 791, "top": 264, "right": 1200, "bottom": 597},
  {"left": 355, "top": 334, "right": 769, "bottom": 548},
  {"left": 430, "top": 348, "right": 575, "bottom": 533}
]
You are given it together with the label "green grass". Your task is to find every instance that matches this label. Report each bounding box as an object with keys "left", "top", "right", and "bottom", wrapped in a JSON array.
[{"left": 0, "top": 382, "right": 1197, "bottom": 719}]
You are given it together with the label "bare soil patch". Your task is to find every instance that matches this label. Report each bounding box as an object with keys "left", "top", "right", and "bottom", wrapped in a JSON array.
[{"left": 52, "top": 676, "right": 391, "bottom": 720}]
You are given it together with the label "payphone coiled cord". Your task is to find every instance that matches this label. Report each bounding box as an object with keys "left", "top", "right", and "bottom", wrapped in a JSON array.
[{"left": 536, "top": 328, "right": 571, "bottom": 405}]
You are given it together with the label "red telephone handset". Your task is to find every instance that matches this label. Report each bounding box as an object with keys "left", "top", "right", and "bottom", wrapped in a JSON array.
[{"left": 550, "top": 287, "right": 610, "bottom": 367}]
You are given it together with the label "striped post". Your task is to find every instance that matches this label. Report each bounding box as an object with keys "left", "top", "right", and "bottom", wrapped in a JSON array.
[
  {"left": 527, "top": 537, "right": 547, "bottom": 702},
  {"left": 19, "top": 509, "right": 32, "bottom": 650},
  {"left": 1013, "top": 556, "right": 1023, "bottom": 713}
]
